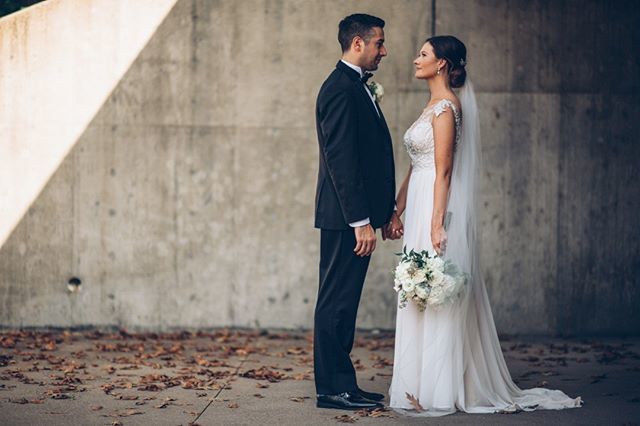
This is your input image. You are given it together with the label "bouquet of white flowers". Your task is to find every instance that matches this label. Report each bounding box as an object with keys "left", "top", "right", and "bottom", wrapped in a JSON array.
[{"left": 393, "top": 246, "right": 468, "bottom": 311}]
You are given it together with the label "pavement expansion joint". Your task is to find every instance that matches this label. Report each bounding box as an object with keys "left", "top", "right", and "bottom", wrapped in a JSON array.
[{"left": 190, "top": 334, "right": 252, "bottom": 425}]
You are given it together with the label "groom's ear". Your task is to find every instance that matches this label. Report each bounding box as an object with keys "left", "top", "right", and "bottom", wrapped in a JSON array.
[{"left": 351, "top": 36, "right": 365, "bottom": 53}]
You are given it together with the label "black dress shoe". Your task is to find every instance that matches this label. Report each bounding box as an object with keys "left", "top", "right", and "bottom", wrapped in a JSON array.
[
  {"left": 316, "top": 391, "right": 383, "bottom": 410},
  {"left": 356, "top": 386, "right": 385, "bottom": 402}
]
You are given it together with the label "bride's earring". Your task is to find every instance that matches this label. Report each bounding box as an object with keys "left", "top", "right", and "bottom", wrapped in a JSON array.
[{"left": 436, "top": 67, "right": 441, "bottom": 75}]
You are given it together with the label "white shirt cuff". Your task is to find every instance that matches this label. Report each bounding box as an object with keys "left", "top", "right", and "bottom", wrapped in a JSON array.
[{"left": 349, "top": 218, "right": 370, "bottom": 228}]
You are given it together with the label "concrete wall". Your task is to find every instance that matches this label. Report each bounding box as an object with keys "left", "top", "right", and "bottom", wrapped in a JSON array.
[
  {"left": 0, "top": 0, "right": 178, "bottom": 248},
  {"left": 1, "top": 0, "right": 638, "bottom": 335}
]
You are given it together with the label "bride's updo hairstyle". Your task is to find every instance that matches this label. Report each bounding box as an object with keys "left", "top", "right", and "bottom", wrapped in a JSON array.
[{"left": 426, "top": 35, "right": 467, "bottom": 88}]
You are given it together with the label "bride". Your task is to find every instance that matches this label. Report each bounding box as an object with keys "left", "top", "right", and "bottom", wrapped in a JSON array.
[{"left": 387, "top": 35, "right": 583, "bottom": 416}]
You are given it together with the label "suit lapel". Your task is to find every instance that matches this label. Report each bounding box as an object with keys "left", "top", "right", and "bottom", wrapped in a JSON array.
[
  {"left": 357, "top": 83, "right": 384, "bottom": 128},
  {"left": 335, "top": 61, "right": 385, "bottom": 130},
  {"left": 376, "top": 100, "right": 392, "bottom": 139}
]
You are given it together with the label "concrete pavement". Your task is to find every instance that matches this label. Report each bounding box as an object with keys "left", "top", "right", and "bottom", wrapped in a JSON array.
[{"left": 0, "top": 328, "right": 639, "bottom": 425}]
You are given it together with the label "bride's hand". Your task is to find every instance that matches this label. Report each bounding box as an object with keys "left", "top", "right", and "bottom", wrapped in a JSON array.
[
  {"left": 388, "top": 211, "right": 404, "bottom": 240},
  {"left": 431, "top": 226, "right": 447, "bottom": 256}
]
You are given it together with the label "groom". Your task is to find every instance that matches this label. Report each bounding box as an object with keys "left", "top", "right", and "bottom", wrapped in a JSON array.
[{"left": 313, "top": 13, "right": 402, "bottom": 410}]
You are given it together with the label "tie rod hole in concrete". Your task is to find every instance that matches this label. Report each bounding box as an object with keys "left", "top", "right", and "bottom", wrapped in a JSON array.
[{"left": 67, "top": 277, "right": 82, "bottom": 293}]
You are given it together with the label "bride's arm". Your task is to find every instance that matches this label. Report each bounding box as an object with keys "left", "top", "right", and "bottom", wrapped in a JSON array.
[
  {"left": 432, "top": 109, "right": 455, "bottom": 254},
  {"left": 395, "top": 165, "right": 412, "bottom": 216}
]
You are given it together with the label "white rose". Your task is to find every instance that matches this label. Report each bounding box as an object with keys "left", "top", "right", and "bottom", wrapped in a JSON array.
[
  {"left": 411, "top": 269, "right": 427, "bottom": 285},
  {"left": 430, "top": 268, "right": 445, "bottom": 288},
  {"left": 402, "top": 280, "right": 415, "bottom": 293},
  {"left": 368, "top": 81, "right": 384, "bottom": 103},
  {"left": 395, "top": 261, "right": 412, "bottom": 280},
  {"left": 430, "top": 256, "right": 445, "bottom": 272},
  {"left": 415, "top": 284, "right": 428, "bottom": 300}
]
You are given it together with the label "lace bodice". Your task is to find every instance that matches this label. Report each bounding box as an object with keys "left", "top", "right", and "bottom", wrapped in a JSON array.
[{"left": 403, "top": 99, "right": 461, "bottom": 171}]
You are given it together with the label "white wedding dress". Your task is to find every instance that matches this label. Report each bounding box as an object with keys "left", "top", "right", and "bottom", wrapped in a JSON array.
[{"left": 388, "top": 92, "right": 582, "bottom": 416}]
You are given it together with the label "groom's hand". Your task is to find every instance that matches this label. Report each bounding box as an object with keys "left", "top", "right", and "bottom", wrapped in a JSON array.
[
  {"left": 386, "top": 212, "right": 404, "bottom": 240},
  {"left": 354, "top": 224, "right": 376, "bottom": 257}
]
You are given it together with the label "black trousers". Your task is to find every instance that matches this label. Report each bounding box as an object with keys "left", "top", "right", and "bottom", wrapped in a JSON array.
[{"left": 313, "top": 228, "right": 371, "bottom": 395}]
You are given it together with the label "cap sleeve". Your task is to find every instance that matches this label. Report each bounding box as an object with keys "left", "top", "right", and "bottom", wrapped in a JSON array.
[{"left": 433, "top": 99, "right": 457, "bottom": 118}]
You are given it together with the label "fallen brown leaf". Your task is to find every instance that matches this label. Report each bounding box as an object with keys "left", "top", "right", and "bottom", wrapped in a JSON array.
[
  {"left": 240, "top": 367, "right": 286, "bottom": 382},
  {"left": 291, "top": 373, "right": 311, "bottom": 380},
  {"left": 102, "top": 365, "right": 116, "bottom": 374},
  {"left": 368, "top": 407, "right": 392, "bottom": 417},
  {"left": 335, "top": 414, "right": 358, "bottom": 423},
  {"left": 43, "top": 341, "right": 57, "bottom": 351},
  {"left": 372, "top": 358, "right": 393, "bottom": 368},
  {"left": 356, "top": 407, "right": 392, "bottom": 417},
  {"left": 117, "top": 394, "right": 139, "bottom": 400},
  {"left": 118, "top": 408, "right": 144, "bottom": 417},
  {"left": 405, "top": 392, "right": 423, "bottom": 412},
  {"left": 137, "top": 383, "right": 165, "bottom": 391},
  {"left": 101, "top": 383, "right": 115, "bottom": 394}
]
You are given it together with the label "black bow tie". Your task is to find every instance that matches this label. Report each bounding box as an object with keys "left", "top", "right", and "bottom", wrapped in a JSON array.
[{"left": 360, "top": 72, "right": 373, "bottom": 83}]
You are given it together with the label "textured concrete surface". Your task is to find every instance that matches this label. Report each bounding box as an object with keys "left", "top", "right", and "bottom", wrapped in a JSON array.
[
  {"left": 437, "top": 0, "right": 640, "bottom": 336},
  {"left": 0, "top": 328, "right": 639, "bottom": 425},
  {"left": 0, "top": 0, "right": 179, "bottom": 247},
  {"left": 1, "top": 0, "right": 639, "bottom": 335}
]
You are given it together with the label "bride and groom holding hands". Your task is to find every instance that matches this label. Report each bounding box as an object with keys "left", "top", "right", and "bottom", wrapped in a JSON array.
[{"left": 312, "top": 13, "right": 582, "bottom": 416}]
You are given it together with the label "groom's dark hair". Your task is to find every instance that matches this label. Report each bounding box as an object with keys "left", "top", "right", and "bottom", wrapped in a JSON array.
[{"left": 338, "top": 13, "right": 385, "bottom": 53}]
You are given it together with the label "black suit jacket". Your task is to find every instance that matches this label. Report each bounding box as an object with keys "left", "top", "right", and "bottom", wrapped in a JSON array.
[{"left": 314, "top": 61, "right": 396, "bottom": 230}]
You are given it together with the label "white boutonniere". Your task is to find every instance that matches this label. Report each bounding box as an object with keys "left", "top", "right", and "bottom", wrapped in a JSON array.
[{"left": 367, "top": 81, "right": 384, "bottom": 103}]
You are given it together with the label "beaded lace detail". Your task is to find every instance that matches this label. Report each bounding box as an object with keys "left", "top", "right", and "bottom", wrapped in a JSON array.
[{"left": 403, "top": 99, "right": 461, "bottom": 171}]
